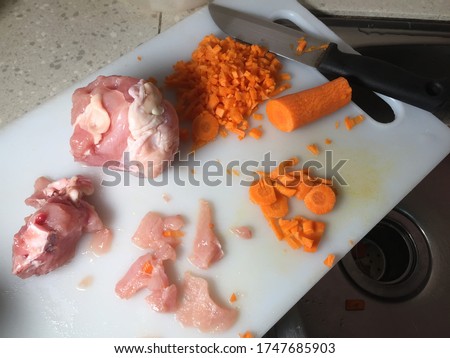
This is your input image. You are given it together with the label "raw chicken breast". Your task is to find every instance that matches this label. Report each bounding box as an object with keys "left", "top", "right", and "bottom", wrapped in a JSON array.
[
  {"left": 115, "top": 253, "right": 178, "bottom": 312},
  {"left": 189, "top": 200, "right": 224, "bottom": 269},
  {"left": 12, "top": 176, "right": 107, "bottom": 278},
  {"left": 176, "top": 272, "right": 237, "bottom": 333},
  {"left": 131, "top": 212, "right": 184, "bottom": 261},
  {"left": 70, "top": 75, "right": 179, "bottom": 178}
]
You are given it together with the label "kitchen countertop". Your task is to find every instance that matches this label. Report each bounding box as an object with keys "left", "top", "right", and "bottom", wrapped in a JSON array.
[{"left": 1, "top": 0, "right": 449, "bottom": 127}]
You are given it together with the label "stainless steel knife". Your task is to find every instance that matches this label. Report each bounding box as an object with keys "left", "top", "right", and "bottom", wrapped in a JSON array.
[{"left": 209, "top": 3, "right": 450, "bottom": 118}]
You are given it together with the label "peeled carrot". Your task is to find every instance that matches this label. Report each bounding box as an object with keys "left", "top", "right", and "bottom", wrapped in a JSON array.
[
  {"left": 324, "top": 254, "right": 336, "bottom": 268},
  {"left": 296, "top": 38, "right": 307, "bottom": 54},
  {"left": 295, "top": 181, "right": 313, "bottom": 200},
  {"left": 266, "top": 77, "right": 352, "bottom": 132},
  {"left": 249, "top": 177, "right": 277, "bottom": 205},
  {"left": 304, "top": 184, "right": 336, "bottom": 215}
]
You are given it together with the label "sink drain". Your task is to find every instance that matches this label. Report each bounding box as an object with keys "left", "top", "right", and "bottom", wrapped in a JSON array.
[{"left": 341, "top": 210, "right": 431, "bottom": 300}]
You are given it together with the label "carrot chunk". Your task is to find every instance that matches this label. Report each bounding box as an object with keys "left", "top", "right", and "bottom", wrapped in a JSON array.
[
  {"left": 344, "top": 114, "right": 365, "bottom": 130},
  {"left": 304, "top": 184, "right": 336, "bottom": 215},
  {"left": 324, "top": 254, "right": 336, "bottom": 268},
  {"left": 260, "top": 194, "right": 289, "bottom": 218},
  {"left": 249, "top": 177, "right": 277, "bottom": 205}
]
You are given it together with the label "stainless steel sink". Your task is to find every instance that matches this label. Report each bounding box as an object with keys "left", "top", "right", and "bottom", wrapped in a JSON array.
[{"left": 266, "top": 15, "right": 450, "bottom": 337}]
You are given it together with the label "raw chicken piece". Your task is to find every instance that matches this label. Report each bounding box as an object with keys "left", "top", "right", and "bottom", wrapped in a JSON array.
[
  {"left": 131, "top": 212, "right": 184, "bottom": 261},
  {"left": 146, "top": 284, "right": 178, "bottom": 312},
  {"left": 176, "top": 272, "right": 237, "bottom": 333},
  {"left": 230, "top": 226, "right": 253, "bottom": 239},
  {"left": 70, "top": 75, "right": 179, "bottom": 178},
  {"left": 12, "top": 176, "right": 107, "bottom": 279},
  {"left": 189, "top": 200, "right": 224, "bottom": 269},
  {"left": 115, "top": 253, "right": 177, "bottom": 312}
]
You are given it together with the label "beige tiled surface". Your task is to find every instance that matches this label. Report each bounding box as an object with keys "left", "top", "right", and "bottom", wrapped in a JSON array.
[{"left": 0, "top": 0, "right": 448, "bottom": 127}]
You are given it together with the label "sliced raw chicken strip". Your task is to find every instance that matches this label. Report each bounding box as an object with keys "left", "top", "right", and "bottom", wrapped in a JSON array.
[
  {"left": 189, "top": 200, "right": 224, "bottom": 269},
  {"left": 176, "top": 272, "right": 238, "bottom": 333},
  {"left": 131, "top": 212, "right": 184, "bottom": 261},
  {"left": 115, "top": 253, "right": 177, "bottom": 313}
]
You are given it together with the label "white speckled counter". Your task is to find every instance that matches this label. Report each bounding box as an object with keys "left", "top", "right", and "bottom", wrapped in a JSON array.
[{"left": 0, "top": 0, "right": 448, "bottom": 127}]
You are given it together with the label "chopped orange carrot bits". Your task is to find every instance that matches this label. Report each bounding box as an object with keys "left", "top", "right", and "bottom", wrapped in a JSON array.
[
  {"left": 141, "top": 261, "right": 153, "bottom": 275},
  {"left": 165, "top": 34, "right": 287, "bottom": 144},
  {"left": 344, "top": 114, "right": 365, "bottom": 130},
  {"left": 239, "top": 331, "right": 254, "bottom": 338},
  {"left": 248, "top": 127, "right": 263, "bottom": 139},
  {"left": 307, "top": 144, "right": 320, "bottom": 155},
  {"left": 248, "top": 156, "right": 336, "bottom": 252},
  {"left": 324, "top": 254, "right": 336, "bottom": 267},
  {"left": 229, "top": 293, "right": 237, "bottom": 303}
]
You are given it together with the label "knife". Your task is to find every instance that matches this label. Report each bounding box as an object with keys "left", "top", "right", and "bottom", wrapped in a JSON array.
[{"left": 209, "top": 3, "right": 450, "bottom": 119}]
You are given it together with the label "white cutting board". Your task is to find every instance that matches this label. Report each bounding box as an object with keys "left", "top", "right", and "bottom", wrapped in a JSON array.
[{"left": 1, "top": 0, "right": 449, "bottom": 338}]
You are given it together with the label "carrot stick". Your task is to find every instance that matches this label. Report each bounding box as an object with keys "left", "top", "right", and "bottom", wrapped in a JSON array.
[
  {"left": 303, "top": 184, "right": 336, "bottom": 215},
  {"left": 266, "top": 77, "right": 352, "bottom": 132},
  {"left": 265, "top": 216, "right": 285, "bottom": 240}
]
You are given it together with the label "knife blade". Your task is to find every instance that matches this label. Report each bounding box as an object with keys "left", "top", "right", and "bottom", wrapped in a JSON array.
[{"left": 209, "top": 3, "right": 450, "bottom": 118}]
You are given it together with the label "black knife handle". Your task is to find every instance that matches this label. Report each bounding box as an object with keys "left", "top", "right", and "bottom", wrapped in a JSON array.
[{"left": 317, "top": 43, "right": 450, "bottom": 115}]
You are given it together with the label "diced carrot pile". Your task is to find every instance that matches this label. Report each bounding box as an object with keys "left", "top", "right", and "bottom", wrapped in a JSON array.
[
  {"left": 249, "top": 157, "right": 337, "bottom": 251},
  {"left": 165, "top": 34, "right": 289, "bottom": 148}
]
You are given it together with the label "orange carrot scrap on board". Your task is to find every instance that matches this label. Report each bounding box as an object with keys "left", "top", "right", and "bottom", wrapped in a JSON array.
[
  {"left": 239, "top": 331, "right": 254, "bottom": 338},
  {"left": 252, "top": 113, "right": 264, "bottom": 120},
  {"left": 307, "top": 144, "right": 320, "bottom": 155},
  {"left": 344, "top": 114, "right": 365, "bottom": 130},
  {"left": 229, "top": 293, "right": 237, "bottom": 303},
  {"left": 248, "top": 127, "right": 263, "bottom": 139},
  {"left": 296, "top": 37, "right": 307, "bottom": 54},
  {"left": 324, "top": 254, "right": 336, "bottom": 268},
  {"left": 325, "top": 138, "right": 332, "bottom": 145}
]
